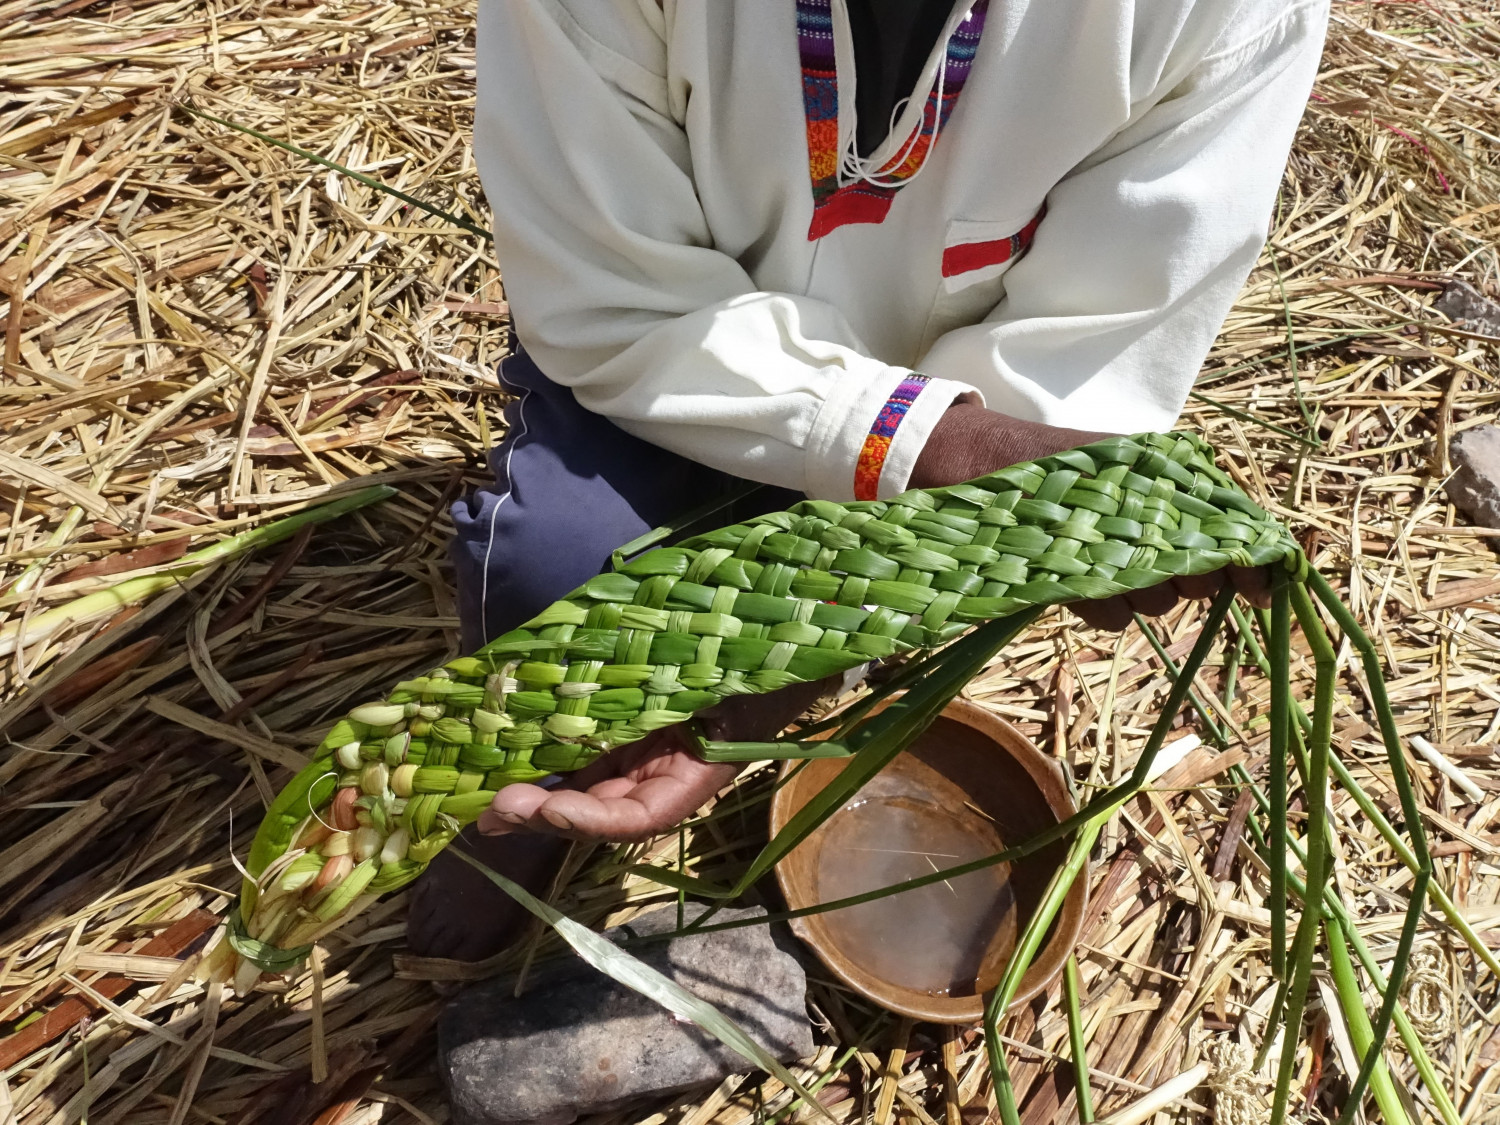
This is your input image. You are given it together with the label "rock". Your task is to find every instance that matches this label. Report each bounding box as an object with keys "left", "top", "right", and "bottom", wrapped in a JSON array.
[
  {"left": 439, "top": 905, "right": 815, "bottom": 1125},
  {"left": 1448, "top": 426, "right": 1500, "bottom": 530},
  {"left": 1434, "top": 279, "right": 1500, "bottom": 339}
]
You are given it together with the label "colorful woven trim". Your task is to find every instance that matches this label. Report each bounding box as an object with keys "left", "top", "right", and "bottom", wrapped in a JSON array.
[
  {"left": 798, "top": 0, "right": 989, "bottom": 241},
  {"left": 853, "top": 374, "right": 931, "bottom": 501}
]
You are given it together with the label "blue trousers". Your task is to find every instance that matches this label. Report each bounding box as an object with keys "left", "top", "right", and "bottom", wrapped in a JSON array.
[{"left": 450, "top": 348, "right": 800, "bottom": 650}]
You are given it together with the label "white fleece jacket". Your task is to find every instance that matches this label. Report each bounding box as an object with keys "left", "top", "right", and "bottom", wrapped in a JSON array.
[{"left": 474, "top": 0, "right": 1327, "bottom": 500}]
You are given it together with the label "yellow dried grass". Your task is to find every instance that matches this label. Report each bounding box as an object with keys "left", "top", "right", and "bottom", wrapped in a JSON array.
[{"left": 0, "top": 0, "right": 1498, "bottom": 1122}]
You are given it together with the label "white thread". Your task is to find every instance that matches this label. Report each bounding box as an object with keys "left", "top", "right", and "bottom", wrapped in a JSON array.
[
  {"left": 478, "top": 377, "right": 532, "bottom": 643},
  {"left": 227, "top": 805, "right": 255, "bottom": 884},
  {"left": 305, "top": 772, "right": 341, "bottom": 836}
]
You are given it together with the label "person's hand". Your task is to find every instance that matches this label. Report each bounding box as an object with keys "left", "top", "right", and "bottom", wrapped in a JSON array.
[
  {"left": 477, "top": 677, "right": 831, "bottom": 843},
  {"left": 909, "top": 402, "right": 1273, "bottom": 629},
  {"left": 908, "top": 401, "right": 1111, "bottom": 491},
  {"left": 478, "top": 726, "right": 740, "bottom": 842},
  {"left": 1070, "top": 564, "right": 1271, "bottom": 630}
]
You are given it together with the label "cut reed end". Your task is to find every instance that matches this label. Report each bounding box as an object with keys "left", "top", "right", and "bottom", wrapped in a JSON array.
[
  {"left": 217, "top": 806, "right": 436, "bottom": 986},
  {"left": 225, "top": 653, "right": 573, "bottom": 984}
]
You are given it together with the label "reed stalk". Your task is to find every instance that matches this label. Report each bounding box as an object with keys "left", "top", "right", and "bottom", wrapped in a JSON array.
[
  {"left": 0, "top": 487, "right": 394, "bottom": 657},
  {"left": 1064, "top": 957, "right": 1095, "bottom": 1124},
  {"left": 988, "top": 810, "right": 1106, "bottom": 1125},
  {"left": 1267, "top": 581, "right": 1337, "bottom": 1125}
]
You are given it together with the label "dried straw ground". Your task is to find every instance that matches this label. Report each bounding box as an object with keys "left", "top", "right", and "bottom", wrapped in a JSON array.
[{"left": 2, "top": 0, "right": 1499, "bottom": 1122}]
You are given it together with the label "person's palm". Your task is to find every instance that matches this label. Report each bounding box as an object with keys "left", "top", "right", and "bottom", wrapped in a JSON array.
[
  {"left": 477, "top": 678, "right": 828, "bottom": 843},
  {"left": 478, "top": 728, "right": 739, "bottom": 842}
]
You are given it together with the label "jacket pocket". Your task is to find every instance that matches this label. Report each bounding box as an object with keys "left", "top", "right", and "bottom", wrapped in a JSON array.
[
  {"left": 917, "top": 206, "right": 1047, "bottom": 356},
  {"left": 939, "top": 207, "right": 1046, "bottom": 294}
]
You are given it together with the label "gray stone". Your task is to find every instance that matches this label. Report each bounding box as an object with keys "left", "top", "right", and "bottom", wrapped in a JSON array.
[
  {"left": 1434, "top": 279, "right": 1500, "bottom": 339},
  {"left": 439, "top": 905, "right": 815, "bottom": 1125},
  {"left": 1448, "top": 425, "right": 1500, "bottom": 530}
]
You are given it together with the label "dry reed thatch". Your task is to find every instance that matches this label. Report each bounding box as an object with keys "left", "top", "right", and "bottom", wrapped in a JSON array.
[{"left": 1, "top": 0, "right": 1498, "bottom": 1121}]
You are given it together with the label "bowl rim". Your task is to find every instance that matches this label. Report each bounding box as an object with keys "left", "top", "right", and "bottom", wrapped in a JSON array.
[{"left": 769, "top": 694, "right": 1089, "bottom": 1023}]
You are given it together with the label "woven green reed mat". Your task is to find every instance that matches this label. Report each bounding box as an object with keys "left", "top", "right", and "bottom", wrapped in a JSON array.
[{"left": 214, "top": 431, "right": 1305, "bottom": 983}]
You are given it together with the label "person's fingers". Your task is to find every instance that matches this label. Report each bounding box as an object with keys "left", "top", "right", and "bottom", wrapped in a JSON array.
[
  {"left": 558, "top": 751, "right": 627, "bottom": 790},
  {"left": 699, "top": 676, "right": 831, "bottom": 742},
  {"left": 479, "top": 712, "right": 748, "bottom": 840},
  {"left": 1171, "top": 571, "right": 1222, "bottom": 601},
  {"left": 479, "top": 782, "right": 555, "bottom": 836},
  {"left": 1073, "top": 595, "right": 1133, "bottom": 631},
  {"left": 531, "top": 764, "right": 738, "bottom": 842},
  {"left": 579, "top": 775, "right": 639, "bottom": 801},
  {"left": 480, "top": 787, "right": 615, "bottom": 840},
  {"left": 481, "top": 728, "right": 685, "bottom": 834},
  {"left": 1124, "top": 581, "right": 1177, "bottom": 618},
  {"left": 481, "top": 749, "right": 739, "bottom": 842},
  {"left": 1228, "top": 564, "right": 1273, "bottom": 609},
  {"left": 481, "top": 780, "right": 660, "bottom": 841},
  {"left": 1069, "top": 566, "right": 1274, "bottom": 633},
  {"left": 537, "top": 788, "right": 656, "bottom": 841}
]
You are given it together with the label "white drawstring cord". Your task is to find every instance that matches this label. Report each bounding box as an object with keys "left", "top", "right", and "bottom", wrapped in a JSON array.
[
  {"left": 835, "top": 4, "right": 969, "bottom": 191},
  {"left": 838, "top": 60, "right": 944, "bottom": 188}
]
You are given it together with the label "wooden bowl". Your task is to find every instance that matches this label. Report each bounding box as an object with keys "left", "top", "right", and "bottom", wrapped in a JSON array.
[{"left": 770, "top": 697, "right": 1087, "bottom": 1023}]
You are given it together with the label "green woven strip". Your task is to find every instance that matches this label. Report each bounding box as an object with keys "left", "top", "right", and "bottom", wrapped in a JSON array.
[
  {"left": 475, "top": 431, "right": 1295, "bottom": 766},
  {"left": 226, "top": 431, "right": 1300, "bottom": 976},
  {"left": 224, "top": 906, "right": 312, "bottom": 973}
]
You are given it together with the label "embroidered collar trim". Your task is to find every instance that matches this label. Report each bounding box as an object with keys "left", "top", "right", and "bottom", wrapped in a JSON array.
[{"left": 796, "top": 0, "right": 989, "bottom": 240}]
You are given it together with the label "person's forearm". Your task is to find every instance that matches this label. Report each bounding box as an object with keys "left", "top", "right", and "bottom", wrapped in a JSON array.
[{"left": 909, "top": 403, "right": 1111, "bottom": 490}]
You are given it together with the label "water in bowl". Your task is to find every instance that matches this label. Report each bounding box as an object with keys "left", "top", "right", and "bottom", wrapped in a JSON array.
[{"left": 814, "top": 787, "right": 1018, "bottom": 998}]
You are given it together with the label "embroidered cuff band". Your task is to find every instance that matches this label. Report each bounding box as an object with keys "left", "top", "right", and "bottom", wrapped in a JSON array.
[{"left": 853, "top": 374, "right": 931, "bottom": 501}]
